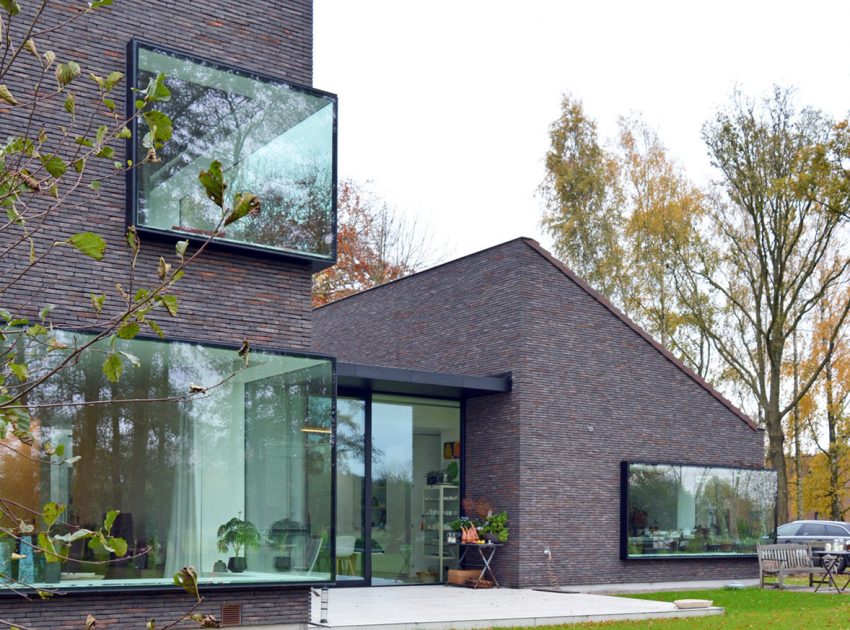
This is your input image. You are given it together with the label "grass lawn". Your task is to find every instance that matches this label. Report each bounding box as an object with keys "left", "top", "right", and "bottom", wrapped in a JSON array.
[{"left": 507, "top": 587, "right": 850, "bottom": 629}]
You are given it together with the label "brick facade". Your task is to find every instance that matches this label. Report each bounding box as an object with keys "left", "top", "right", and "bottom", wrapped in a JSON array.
[
  {"left": 1, "top": 1, "right": 320, "bottom": 626},
  {"left": 313, "top": 237, "right": 767, "bottom": 587},
  {"left": 0, "top": 589, "right": 309, "bottom": 630},
  {"left": 2, "top": 0, "right": 315, "bottom": 349}
]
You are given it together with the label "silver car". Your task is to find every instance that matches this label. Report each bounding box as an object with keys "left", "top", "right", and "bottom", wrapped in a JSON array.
[{"left": 775, "top": 520, "right": 850, "bottom": 572}]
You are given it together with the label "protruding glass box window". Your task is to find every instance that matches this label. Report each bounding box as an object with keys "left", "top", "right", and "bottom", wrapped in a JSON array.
[
  {"left": 2, "top": 331, "right": 335, "bottom": 589},
  {"left": 129, "top": 41, "right": 337, "bottom": 267},
  {"left": 622, "top": 462, "right": 776, "bottom": 559}
]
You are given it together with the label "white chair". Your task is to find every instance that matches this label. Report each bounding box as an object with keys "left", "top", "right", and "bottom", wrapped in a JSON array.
[{"left": 336, "top": 535, "right": 357, "bottom": 576}]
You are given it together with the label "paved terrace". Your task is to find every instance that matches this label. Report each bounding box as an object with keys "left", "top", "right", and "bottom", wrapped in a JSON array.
[{"left": 281, "top": 582, "right": 733, "bottom": 630}]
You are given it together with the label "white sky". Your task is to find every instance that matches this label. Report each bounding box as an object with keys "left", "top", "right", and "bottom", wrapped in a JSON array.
[{"left": 314, "top": 0, "right": 850, "bottom": 262}]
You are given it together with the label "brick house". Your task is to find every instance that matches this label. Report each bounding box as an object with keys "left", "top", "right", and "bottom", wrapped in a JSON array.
[
  {"left": 313, "top": 237, "right": 774, "bottom": 588},
  {"left": 1, "top": 0, "right": 774, "bottom": 627},
  {"left": 2, "top": 0, "right": 335, "bottom": 627}
]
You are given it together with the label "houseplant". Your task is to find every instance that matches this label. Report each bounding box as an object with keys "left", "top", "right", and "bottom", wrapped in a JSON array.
[
  {"left": 217, "top": 514, "right": 261, "bottom": 573},
  {"left": 481, "top": 511, "right": 509, "bottom": 543}
]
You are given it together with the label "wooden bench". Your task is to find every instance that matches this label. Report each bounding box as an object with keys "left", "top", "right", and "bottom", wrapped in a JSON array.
[{"left": 757, "top": 543, "right": 827, "bottom": 589}]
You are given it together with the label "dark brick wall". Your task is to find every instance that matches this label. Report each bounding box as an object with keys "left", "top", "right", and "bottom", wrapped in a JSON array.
[
  {"left": 313, "top": 238, "right": 767, "bottom": 587},
  {"left": 2, "top": 0, "right": 316, "bottom": 349},
  {"left": 0, "top": 588, "right": 309, "bottom": 629},
  {"left": 1, "top": 1, "right": 319, "bottom": 625}
]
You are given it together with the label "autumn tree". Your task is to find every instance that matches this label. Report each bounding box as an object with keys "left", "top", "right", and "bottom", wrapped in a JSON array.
[
  {"left": 539, "top": 95, "right": 627, "bottom": 304},
  {"left": 539, "top": 97, "right": 714, "bottom": 377},
  {"left": 797, "top": 282, "right": 850, "bottom": 520},
  {"left": 674, "top": 87, "right": 850, "bottom": 521},
  {"left": 312, "top": 179, "right": 439, "bottom": 306}
]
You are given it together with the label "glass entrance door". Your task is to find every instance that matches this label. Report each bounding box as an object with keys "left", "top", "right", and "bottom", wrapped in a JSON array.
[
  {"left": 336, "top": 393, "right": 460, "bottom": 585},
  {"left": 370, "top": 395, "right": 460, "bottom": 585}
]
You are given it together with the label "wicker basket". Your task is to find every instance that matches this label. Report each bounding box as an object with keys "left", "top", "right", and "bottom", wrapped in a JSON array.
[{"left": 447, "top": 569, "right": 480, "bottom": 586}]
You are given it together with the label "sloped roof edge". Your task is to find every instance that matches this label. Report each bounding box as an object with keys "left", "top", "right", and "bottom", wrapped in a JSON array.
[
  {"left": 315, "top": 235, "right": 761, "bottom": 433},
  {"left": 521, "top": 238, "right": 762, "bottom": 433}
]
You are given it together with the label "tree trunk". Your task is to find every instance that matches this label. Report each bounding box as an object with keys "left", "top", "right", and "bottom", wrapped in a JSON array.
[{"left": 793, "top": 333, "right": 804, "bottom": 519}]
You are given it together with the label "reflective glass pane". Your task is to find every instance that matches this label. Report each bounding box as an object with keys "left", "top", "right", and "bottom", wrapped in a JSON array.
[
  {"left": 371, "top": 395, "right": 460, "bottom": 585},
  {"left": 134, "top": 44, "right": 336, "bottom": 260},
  {"left": 2, "top": 331, "right": 334, "bottom": 588},
  {"left": 625, "top": 463, "right": 776, "bottom": 558},
  {"left": 336, "top": 398, "right": 365, "bottom": 581}
]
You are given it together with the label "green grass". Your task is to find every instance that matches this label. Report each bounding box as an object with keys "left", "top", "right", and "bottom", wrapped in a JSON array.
[{"left": 507, "top": 587, "right": 850, "bottom": 629}]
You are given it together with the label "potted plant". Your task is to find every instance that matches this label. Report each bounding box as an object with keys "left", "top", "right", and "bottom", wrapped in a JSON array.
[
  {"left": 216, "top": 514, "right": 260, "bottom": 573},
  {"left": 481, "top": 510, "right": 509, "bottom": 543}
]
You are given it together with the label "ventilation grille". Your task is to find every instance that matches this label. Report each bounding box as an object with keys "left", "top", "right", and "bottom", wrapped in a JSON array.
[{"left": 221, "top": 603, "right": 242, "bottom": 627}]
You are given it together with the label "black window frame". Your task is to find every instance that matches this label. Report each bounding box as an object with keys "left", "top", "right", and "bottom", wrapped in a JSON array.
[
  {"left": 620, "top": 460, "right": 778, "bottom": 561},
  {"left": 125, "top": 38, "right": 338, "bottom": 272}
]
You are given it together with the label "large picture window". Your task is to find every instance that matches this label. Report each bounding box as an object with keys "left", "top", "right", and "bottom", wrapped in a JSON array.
[
  {"left": 2, "top": 332, "right": 334, "bottom": 589},
  {"left": 129, "top": 41, "right": 337, "bottom": 267},
  {"left": 622, "top": 462, "right": 776, "bottom": 559}
]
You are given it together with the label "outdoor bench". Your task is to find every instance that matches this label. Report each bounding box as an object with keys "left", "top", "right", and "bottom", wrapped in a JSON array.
[{"left": 757, "top": 543, "right": 827, "bottom": 589}]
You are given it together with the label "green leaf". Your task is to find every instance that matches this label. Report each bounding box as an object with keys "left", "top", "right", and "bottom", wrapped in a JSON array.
[
  {"left": 119, "top": 351, "right": 140, "bottom": 368},
  {"left": 102, "top": 352, "right": 123, "bottom": 382},
  {"left": 103, "top": 509, "right": 119, "bottom": 533},
  {"left": 95, "top": 146, "right": 114, "bottom": 159},
  {"left": 175, "top": 239, "right": 188, "bottom": 260},
  {"left": 40, "top": 154, "right": 67, "bottom": 178},
  {"left": 158, "top": 294, "right": 178, "bottom": 317},
  {"left": 107, "top": 536, "right": 128, "bottom": 557},
  {"left": 142, "top": 110, "right": 172, "bottom": 147},
  {"left": 125, "top": 226, "right": 140, "bottom": 257},
  {"left": 53, "top": 529, "right": 94, "bottom": 544},
  {"left": 9, "top": 363, "right": 28, "bottom": 381},
  {"left": 42, "top": 502, "right": 65, "bottom": 528},
  {"left": 226, "top": 192, "right": 261, "bottom": 226},
  {"left": 117, "top": 126, "right": 131, "bottom": 140},
  {"left": 38, "top": 303, "right": 54, "bottom": 321},
  {"left": 198, "top": 160, "right": 225, "bottom": 207},
  {"left": 157, "top": 256, "right": 172, "bottom": 281},
  {"left": 55, "top": 61, "right": 81, "bottom": 87},
  {"left": 0, "top": 0, "right": 20, "bottom": 16},
  {"left": 26, "top": 324, "right": 48, "bottom": 337},
  {"left": 75, "top": 135, "right": 93, "bottom": 148},
  {"left": 173, "top": 566, "right": 199, "bottom": 598},
  {"left": 54, "top": 529, "right": 93, "bottom": 544},
  {"left": 67, "top": 232, "right": 106, "bottom": 260},
  {"left": 89, "top": 180, "right": 101, "bottom": 191},
  {"left": 73, "top": 158, "right": 85, "bottom": 173},
  {"left": 147, "top": 319, "right": 165, "bottom": 338},
  {"left": 88, "top": 0, "right": 113, "bottom": 8},
  {"left": 95, "top": 124, "right": 107, "bottom": 145},
  {"left": 55, "top": 443, "right": 65, "bottom": 457},
  {"left": 64, "top": 92, "right": 75, "bottom": 117},
  {"left": 116, "top": 322, "right": 139, "bottom": 340},
  {"left": 38, "top": 533, "right": 62, "bottom": 563},
  {"left": 146, "top": 72, "right": 170, "bottom": 102},
  {"left": 0, "top": 84, "right": 18, "bottom": 106},
  {"left": 90, "top": 292, "right": 105, "bottom": 315}
]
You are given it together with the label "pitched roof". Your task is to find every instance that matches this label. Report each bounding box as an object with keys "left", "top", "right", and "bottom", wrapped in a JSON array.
[{"left": 316, "top": 236, "right": 762, "bottom": 432}]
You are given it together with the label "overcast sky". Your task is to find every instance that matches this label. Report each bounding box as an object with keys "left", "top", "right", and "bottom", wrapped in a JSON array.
[{"left": 314, "top": 0, "right": 850, "bottom": 263}]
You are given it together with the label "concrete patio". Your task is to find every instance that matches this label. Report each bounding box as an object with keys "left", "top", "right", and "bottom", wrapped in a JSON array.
[{"left": 298, "top": 584, "right": 726, "bottom": 629}]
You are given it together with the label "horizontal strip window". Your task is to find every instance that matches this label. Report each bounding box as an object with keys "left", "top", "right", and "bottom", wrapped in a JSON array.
[
  {"left": 621, "top": 462, "right": 776, "bottom": 560},
  {"left": 1, "top": 331, "right": 335, "bottom": 590},
  {"left": 128, "top": 40, "right": 338, "bottom": 269}
]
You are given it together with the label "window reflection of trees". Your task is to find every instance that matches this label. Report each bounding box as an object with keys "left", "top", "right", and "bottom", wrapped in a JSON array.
[{"left": 136, "top": 52, "right": 334, "bottom": 258}]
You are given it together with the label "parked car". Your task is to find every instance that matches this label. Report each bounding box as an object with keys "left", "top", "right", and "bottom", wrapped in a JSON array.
[{"left": 773, "top": 520, "right": 850, "bottom": 572}]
